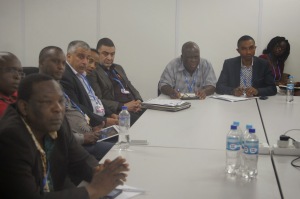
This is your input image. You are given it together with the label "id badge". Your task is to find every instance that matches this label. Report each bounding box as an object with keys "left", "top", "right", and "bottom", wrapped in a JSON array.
[
  {"left": 121, "top": 88, "right": 130, "bottom": 94},
  {"left": 95, "top": 104, "right": 105, "bottom": 114}
]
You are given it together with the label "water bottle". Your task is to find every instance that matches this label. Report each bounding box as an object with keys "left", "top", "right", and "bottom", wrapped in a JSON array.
[
  {"left": 225, "top": 125, "right": 241, "bottom": 174},
  {"left": 242, "top": 124, "right": 253, "bottom": 149},
  {"left": 286, "top": 75, "right": 294, "bottom": 103},
  {"left": 118, "top": 106, "right": 130, "bottom": 150},
  {"left": 243, "top": 128, "right": 259, "bottom": 178},
  {"left": 240, "top": 124, "right": 253, "bottom": 176}
]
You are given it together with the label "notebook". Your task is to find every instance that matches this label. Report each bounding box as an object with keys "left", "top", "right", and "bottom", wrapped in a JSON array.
[{"left": 142, "top": 99, "right": 191, "bottom": 112}]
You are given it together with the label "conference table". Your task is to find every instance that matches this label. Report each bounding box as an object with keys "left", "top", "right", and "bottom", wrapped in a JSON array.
[
  {"left": 100, "top": 94, "right": 300, "bottom": 199},
  {"left": 257, "top": 95, "right": 300, "bottom": 199}
]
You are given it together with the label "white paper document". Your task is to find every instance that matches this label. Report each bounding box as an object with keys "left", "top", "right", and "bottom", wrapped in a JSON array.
[
  {"left": 210, "top": 95, "right": 257, "bottom": 102},
  {"left": 116, "top": 184, "right": 146, "bottom": 199},
  {"left": 142, "top": 98, "right": 185, "bottom": 106}
]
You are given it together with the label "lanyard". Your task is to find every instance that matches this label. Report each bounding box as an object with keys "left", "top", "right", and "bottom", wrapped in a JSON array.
[
  {"left": 272, "top": 61, "right": 282, "bottom": 82},
  {"left": 240, "top": 69, "right": 252, "bottom": 87},
  {"left": 79, "top": 74, "right": 100, "bottom": 104},
  {"left": 183, "top": 69, "right": 198, "bottom": 93},
  {"left": 111, "top": 70, "right": 126, "bottom": 90},
  {"left": 22, "top": 118, "right": 51, "bottom": 192},
  {"left": 63, "top": 93, "right": 85, "bottom": 116}
]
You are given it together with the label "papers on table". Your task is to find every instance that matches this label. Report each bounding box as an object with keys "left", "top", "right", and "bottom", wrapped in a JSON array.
[
  {"left": 210, "top": 95, "right": 258, "bottom": 102},
  {"left": 142, "top": 98, "right": 191, "bottom": 111}
]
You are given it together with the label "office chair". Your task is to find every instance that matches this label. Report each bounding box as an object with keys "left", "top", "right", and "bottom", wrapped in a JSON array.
[{"left": 23, "top": 66, "right": 39, "bottom": 76}]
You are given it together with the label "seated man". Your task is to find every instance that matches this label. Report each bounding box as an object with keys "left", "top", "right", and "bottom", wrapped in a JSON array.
[
  {"left": 216, "top": 35, "right": 277, "bottom": 97},
  {"left": 158, "top": 41, "right": 217, "bottom": 99},
  {"left": 87, "top": 38, "right": 144, "bottom": 126},
  {"left": 0, "top": 52, "right": 24, "bottom": 118},
  {"left": 60, "top": 40, "right": 118, "bottom": 128},
  {"left": 39, "top": 46, "right": 115, "bottom": 161},
  {"left": 0, "top": 73, "right": 129, "bottom": 198},
  {"left": 86, "top": 48, "right": 100, "bottom": 75}
]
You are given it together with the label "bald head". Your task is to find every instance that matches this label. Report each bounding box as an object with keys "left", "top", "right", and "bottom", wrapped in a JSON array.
[
  {"left": 181, "top": 42, "right": 200, "bottom": 74},
  {"left": 0, "top": 52, "right": 21, "bottom": 68}
]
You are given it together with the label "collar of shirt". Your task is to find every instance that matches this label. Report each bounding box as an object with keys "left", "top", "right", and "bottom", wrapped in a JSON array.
[
  {"left": 240, "top": 57, "right": 253, "bottom": 69},
  {"left": 179, "top": 59, "right": 200, "bottom": 74},
  {"left": 100, "top": 63, "right": 116, "bottom": 72},
  {"left": 0, "top": 91, "right": 18, "bottom": 103}
]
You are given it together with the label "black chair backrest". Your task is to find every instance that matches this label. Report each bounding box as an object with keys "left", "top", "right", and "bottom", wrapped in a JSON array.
[{"left": 23, "top": 67, "right": 39, "bottom": 76}]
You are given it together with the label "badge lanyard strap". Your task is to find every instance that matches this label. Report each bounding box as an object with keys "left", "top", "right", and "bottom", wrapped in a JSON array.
[
  {"left": 63, "top": 92, "right": 85, "bottom": 116},
  {"left": 240, "top": 70, "right": 252, "bottom": 88},
  {"left": 80, "top": 74, "right": 101, "bottom": 105},
  {"left": 269, "top": 54, "right": 282, "bottom": 82},
  {"left": 111, "top": 70, "right": 127, "bottom": 90},
  {"left": 183, "top": 69, "right": 198, "bottom": 93}
]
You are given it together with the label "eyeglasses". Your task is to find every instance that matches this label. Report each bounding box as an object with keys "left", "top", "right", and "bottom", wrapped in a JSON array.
[{"left": 2, "top": 67, "right": 26, "bottom": 78}]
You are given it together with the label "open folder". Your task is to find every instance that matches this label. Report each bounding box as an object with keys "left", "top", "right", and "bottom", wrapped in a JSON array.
[{"left": 141, "top": 99, "right": 191, "bottom": 112}]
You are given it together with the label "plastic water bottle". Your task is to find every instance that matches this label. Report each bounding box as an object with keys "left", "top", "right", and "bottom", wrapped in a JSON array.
[
  {"left": 225, "top": 125, "right": 241, "bottom": 174},
  {"left": 286, "top": 75, "right": 294, "bottom": 103},
  {"left": 243, "top": 128, "right": 259, "bottom": 178},
  {"left": 242, "top": 124, "right": 253, "bottom": 149},
  {"left": 240, "top": 124, "right": 253, "bottom": 176},
  {"left": 118, "top": 106, "right": 130, "bottom": 150}
]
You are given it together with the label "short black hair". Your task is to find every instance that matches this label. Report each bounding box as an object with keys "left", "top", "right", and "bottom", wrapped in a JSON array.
[
  {"left": 262, "top": 36, "right": 290, "bottom": 62},
  {"left": 96, "top": 38, "right": 115, "bottom": 51},
  {"left": 181, "top": 41, "right": 199, "bottom": 54},
  {"left": 39, "top": 46, "right": 64, "bottom": 64},
  {"left": 237, "top": 35, "right": 255, "bottom": 48},
  {"left": 18, "top": 73, "right": 54, "bottom": 102}
]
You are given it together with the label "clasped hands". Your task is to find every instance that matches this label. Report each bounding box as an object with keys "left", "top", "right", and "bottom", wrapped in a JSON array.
[
  {"left": 125, "top": 100, "right": 142, "bottom": 112},
  {"left": 233, "top": 86, "right": 258, "bottom": 97}
]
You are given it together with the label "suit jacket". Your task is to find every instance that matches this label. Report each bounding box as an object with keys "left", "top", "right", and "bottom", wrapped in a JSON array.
[
  {"left": 0, "top": 105, "right": 96, "bottom": 199},
  {"left": 87, "top": 64, "right": 142, "bottom": 113},
  {"left": 216, "top": 56, "right": 277, "bottom": 96},
  {"left": 60, "top": 64, "right": 111, "bottom": 127}
]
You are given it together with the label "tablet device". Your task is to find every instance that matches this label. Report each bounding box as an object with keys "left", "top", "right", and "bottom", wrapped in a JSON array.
[{"left": 97, "top": 125, "right": 119, "bottom": 142}]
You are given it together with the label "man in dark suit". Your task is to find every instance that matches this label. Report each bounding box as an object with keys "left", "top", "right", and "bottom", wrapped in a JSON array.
[
  {"left": 0, "top": 74, "right": 129, "bottom": 198},
  {"left": 216, "top": 35, "right": 277, "bottom": 97},
  {"left": 87, "top": 38, "right": 144, "bottom": 126},
  {"left": 60, "top": 40, "right": 118, "bottom": 128}
]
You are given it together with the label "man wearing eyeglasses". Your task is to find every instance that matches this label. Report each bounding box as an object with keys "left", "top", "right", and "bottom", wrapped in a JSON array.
[
  {"left": 0, "top": 51, "right": 24, "bottom": 118},
  {"left": 216, "top": 35, "right": 277, "bottom": 97}
]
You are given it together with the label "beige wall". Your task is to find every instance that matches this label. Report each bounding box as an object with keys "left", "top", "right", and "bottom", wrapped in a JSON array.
[{"left": 1, "top": 0, "right": 299, "bottom": 100}]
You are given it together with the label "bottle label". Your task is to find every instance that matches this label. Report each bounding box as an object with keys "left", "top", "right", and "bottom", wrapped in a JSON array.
[
  {"left": 287, "top": 83, "right": 294, "bottom": 90},
  {"left": 226, "top": 137, "right": 240, "bottom": 151},
  {"left": 244, "top": 140, "right": 259, "bottom": 154}
]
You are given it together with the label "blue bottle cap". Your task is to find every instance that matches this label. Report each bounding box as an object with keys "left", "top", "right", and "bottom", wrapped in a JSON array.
[
  {"left": 249, "top": 128, "right": 255, "bottom": 133},
  {"left": 246, "top": 124, "right": 252, "bottom": 129},
  {"left": 231, "top": 125, "right": 237, "bottom": 130},
  {"left": 233, "top": 121, "right": 240, "bottom": 126},
  {"left": 121, "top": 106, "right": 128, "bottom": 110}
]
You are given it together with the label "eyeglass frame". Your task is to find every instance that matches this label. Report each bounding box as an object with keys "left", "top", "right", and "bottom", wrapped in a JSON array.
[{"left": 0, "top": 66, "right": 26, "bottom": 78}]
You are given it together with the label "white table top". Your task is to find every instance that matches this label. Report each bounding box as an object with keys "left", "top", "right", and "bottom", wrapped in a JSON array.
[
  {"left": 132, "top": 96, "right": 267, "bottom": 150},
  {"left": 102, "top": 146, "right": 281, "bottom": 199},
  {"left": 273, "top": 155, "right": 300, "bottom": 199},
  {"left": 257, "top": 95, "right": 300, "bottom": 198},
  {"left": 257, "top": 95, "right": 300, "bottom": 146}
]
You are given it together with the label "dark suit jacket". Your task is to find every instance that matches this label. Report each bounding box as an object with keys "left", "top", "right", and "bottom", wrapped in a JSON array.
[
  {"left": 0, "top": 106, "right": 96, "bottom": 199},
  {"left": 87, "top": 64, "right": 142, "bottom": 113},
  {"left": 60, "top": 64, "right": 111, "bottom": 127},
  {"left": 216, "top": 56, "right": 277, "bottom": 96}
]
